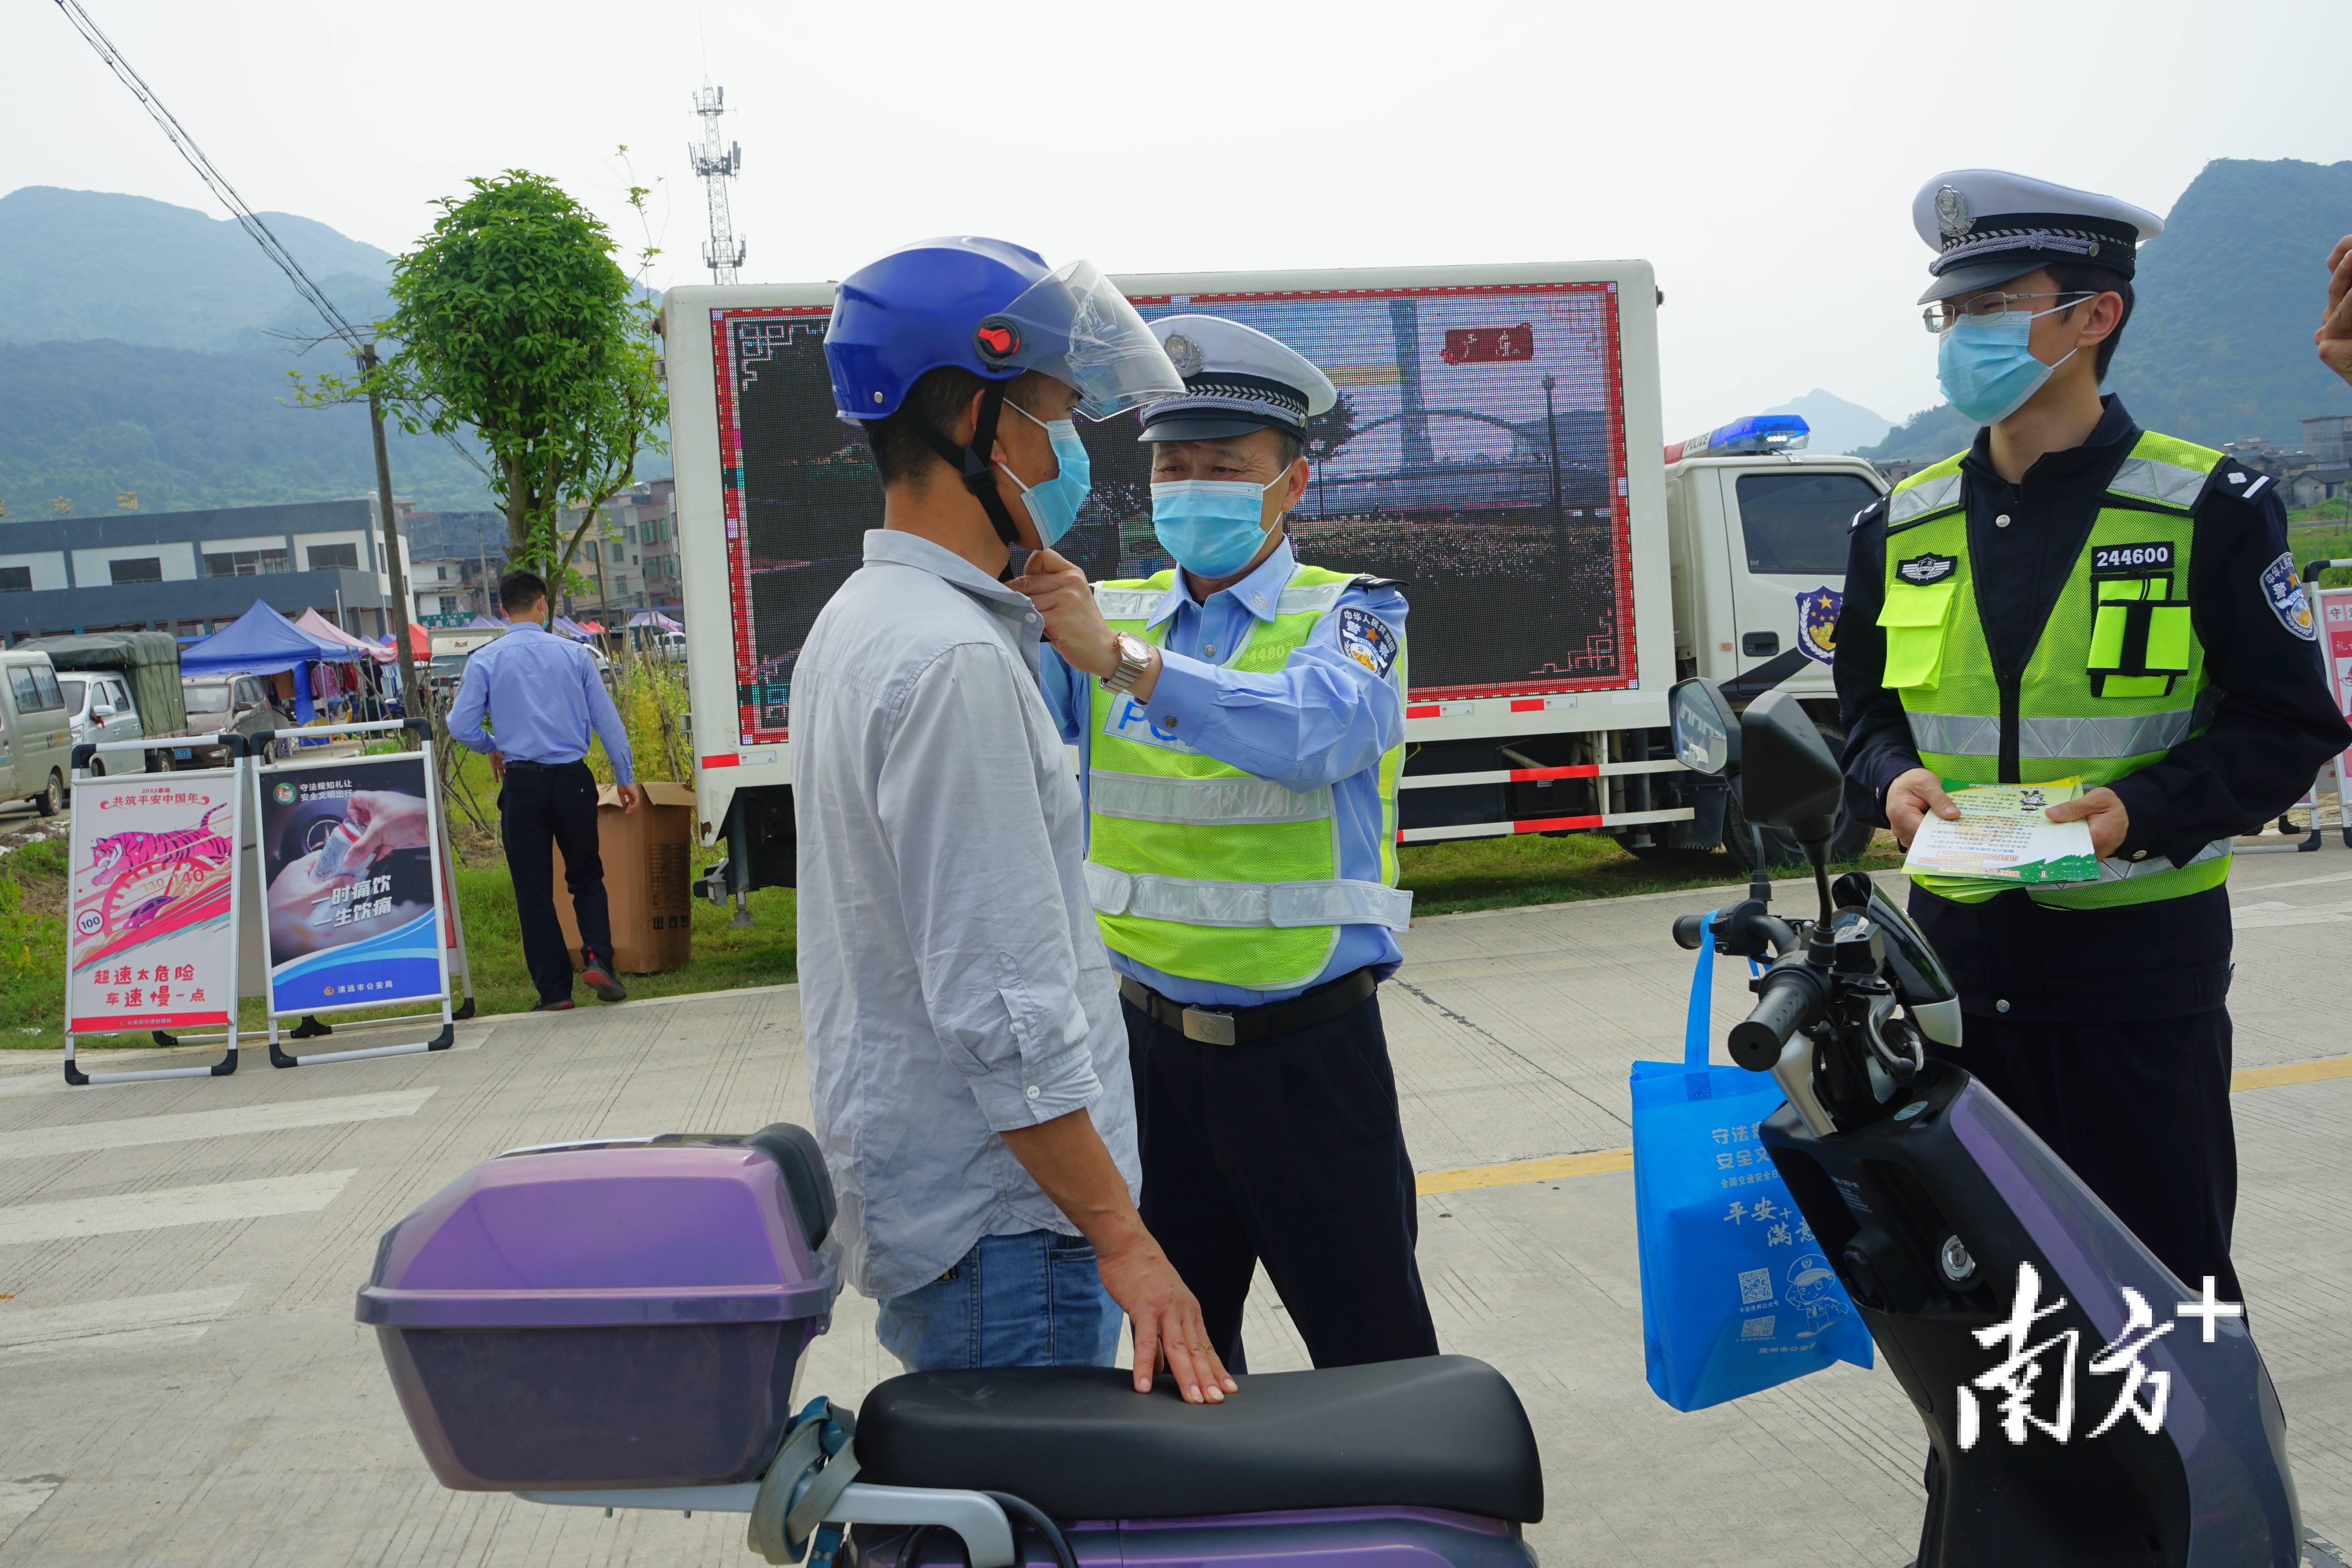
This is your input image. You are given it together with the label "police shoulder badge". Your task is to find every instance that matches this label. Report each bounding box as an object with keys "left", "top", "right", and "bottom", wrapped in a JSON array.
[
  {"left": 2261, "top": 550, "right": 2317, "bottom": 641},
  {"left": 1336, "top": 607, "right": 1399, "bottom": 678},
  {"left": 1896, "top": 552, "right": 1958, "bottom": 586},
  {"left": 1796, "top": 587, "right": 1842, "bottom": 665}
]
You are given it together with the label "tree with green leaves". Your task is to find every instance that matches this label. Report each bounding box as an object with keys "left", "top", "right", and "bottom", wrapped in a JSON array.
[{"left": 300, "top": 168, "right": 666, "bottom": 582}]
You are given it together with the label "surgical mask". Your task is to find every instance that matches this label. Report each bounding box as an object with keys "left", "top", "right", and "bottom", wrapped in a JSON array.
[
  {"left": 999, "top": 402, "right": 1091, "bottom": 546},
  {"left": 1152, "top": 474, "right": 1288, "bottom": 579},
  {"left": 1935, "top": 302, "right": 2084, "bottom": 426}
]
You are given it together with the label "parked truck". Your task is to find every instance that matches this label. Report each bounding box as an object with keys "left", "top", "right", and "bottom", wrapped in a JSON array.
[
  {"left": 16, "top": 631, "right": 196, "bottom": 775},
  {"left": 660, "top": 261, "right": 1886, "bottom": 912}
]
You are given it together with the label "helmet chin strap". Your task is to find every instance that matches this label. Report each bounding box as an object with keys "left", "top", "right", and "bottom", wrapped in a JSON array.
[{"left": 915, "top": 381, "right": 1026, "bottom": 579}]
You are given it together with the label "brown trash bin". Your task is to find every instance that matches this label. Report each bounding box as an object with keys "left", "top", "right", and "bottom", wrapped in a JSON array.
[{"left": 553, "top": 781, "right": 697, "bottom": 974}]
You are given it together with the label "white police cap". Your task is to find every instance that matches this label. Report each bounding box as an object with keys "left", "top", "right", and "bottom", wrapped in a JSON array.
[
  {"left": 1139, "top": 315, "right": 1339, "bottom": 444},
  {"left": 1913, "top": 169, "right": 2163, "bottom": 304}
]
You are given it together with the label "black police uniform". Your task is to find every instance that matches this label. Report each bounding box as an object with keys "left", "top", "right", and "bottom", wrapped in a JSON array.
[{"left": 1837, "top": 396, "right": 2351, "bottom": 1299}]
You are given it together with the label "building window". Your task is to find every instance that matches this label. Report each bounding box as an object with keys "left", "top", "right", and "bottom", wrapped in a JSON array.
[
  {"left": 438, "top": 595, "right": 458, "bottom": 615},
  {"left": 109, "top": 557, "right": 163, "bottom": 585},
  {"left": 204, "top": 549, "right": 289, "bottom": 577},
  {"left": 0, "top": 566, "right": 30, "bottom": 594},
  {"left": 308, "top": 543, "right": 360, "bottom": 572}
]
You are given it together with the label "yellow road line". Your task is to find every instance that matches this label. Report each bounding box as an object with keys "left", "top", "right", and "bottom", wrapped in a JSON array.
[
  {"left": 2232, "top": 1054, "right": 2352, "bottom": 1091},
  {"left": 1416, "top": 1053, "right": 2352, "bottom": 1198},
  {"left": 1417, "top": 1148, "right": 1632, "bottom": 1195}
]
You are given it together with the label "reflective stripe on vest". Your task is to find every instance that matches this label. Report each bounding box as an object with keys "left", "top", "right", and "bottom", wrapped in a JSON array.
[
  {"left": 1905, "top": 708, "right": 2199, "bottom": 762},
  {"left": 1092, "top": 580, "right": 1352, "bottom": 625},
  {"left": 2094, "top": 836, "right": 2232, "bottom": 884},
  {"left": 1888, "top": 469, "right": 1963, "bottom": 527},
  {"left": 1085, "top": 862, "right": 1415, "bottom": 931},
  {"left": 2108, "top": 455, "right": 2211, "bottom": 511},
  {"left": 1089, "top": 769, "right": 1335, "bottom": 826}
]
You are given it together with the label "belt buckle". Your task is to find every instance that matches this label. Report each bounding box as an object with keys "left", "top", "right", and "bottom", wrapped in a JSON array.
[{"left": 1180, "top": 1007, "right": 1237, "bottom": 1047}]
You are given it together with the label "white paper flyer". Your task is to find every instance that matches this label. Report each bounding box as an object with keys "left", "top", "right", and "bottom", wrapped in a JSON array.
[{"left": 1904, "top": 780, "right": 2099, "bottom": 886}]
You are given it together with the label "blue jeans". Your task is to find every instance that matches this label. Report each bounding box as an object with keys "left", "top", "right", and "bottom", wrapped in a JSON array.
[{"left": 876, "top": 1229, "right": 1122, "bottom": 1371}]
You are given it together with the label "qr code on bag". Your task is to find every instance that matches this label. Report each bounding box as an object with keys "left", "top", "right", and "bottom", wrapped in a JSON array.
[
  {"left": 1738, "top": 1268, "right": 1773, "bottom": 1306},
  {"left": 1740, "top": 1315, "right": 1777, "bottom": 1339}
]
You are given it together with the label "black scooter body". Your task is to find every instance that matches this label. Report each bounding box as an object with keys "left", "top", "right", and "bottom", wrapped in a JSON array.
[{"left": 1763, "top": 1059, "right": 2301, "bottom": 1567}]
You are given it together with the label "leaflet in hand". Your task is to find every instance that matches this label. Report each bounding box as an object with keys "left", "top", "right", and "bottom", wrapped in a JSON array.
[{"left": 1902, "top": 779, "right": 2099, "bottom": 885}]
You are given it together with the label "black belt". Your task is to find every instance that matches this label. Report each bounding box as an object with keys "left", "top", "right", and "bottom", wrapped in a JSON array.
[
  {"left": 502, "top": 758, "right": 585, "bottom": 772},
  {"left": 1118, "top": 967, "right": 1378, "bottom": 1047}
]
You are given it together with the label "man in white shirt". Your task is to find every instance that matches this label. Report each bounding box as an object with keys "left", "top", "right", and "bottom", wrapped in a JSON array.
[{"left": 795, "top": 236, "right": 1233, "bottom": 1403}]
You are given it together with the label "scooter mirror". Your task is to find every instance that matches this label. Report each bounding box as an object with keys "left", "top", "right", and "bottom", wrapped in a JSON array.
[
  {"left": 1667, "top": 677, "right": 1738, "bottom": 777},
  {"left": 1738, "top": 690, "right": 1842, "bottom": 846}
]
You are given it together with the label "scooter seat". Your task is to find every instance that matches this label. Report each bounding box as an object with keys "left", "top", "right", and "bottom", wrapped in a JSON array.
[{"left": 855, "top": 1353, "right": 1542, "bottom": 1523}]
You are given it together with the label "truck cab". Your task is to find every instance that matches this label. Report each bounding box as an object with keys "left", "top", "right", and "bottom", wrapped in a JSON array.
[{"left": 1664, "top": 415, "right": 1885, "bottom": 706}]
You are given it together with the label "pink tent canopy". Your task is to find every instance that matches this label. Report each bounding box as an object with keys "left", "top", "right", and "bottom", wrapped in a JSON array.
[{"left": 294, "top": 608, "right": 395, "bottom": 663}]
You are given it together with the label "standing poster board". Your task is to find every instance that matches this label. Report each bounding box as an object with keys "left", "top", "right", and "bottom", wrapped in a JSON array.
[
  {"left": 63, "top": 753, "right": 245, "bottom": 1084},
  {"left": 252, "top": 751, "right": 451, "bottom": 1016}
]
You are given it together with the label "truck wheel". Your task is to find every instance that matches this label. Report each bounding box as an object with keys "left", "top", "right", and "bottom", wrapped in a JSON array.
[{"left": 34, "top": 771, "right": 63, "bottom": 817}]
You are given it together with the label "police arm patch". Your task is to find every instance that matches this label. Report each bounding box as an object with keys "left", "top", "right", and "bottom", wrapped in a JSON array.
[
  {"left": 2261, "top": 551, "right": 2317, "bottom": 641},
  {"left": 1336, "top": 607, "right": 1400, "bottom": 678}
]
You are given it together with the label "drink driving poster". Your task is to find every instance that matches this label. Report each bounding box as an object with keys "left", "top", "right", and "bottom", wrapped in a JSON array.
[
  {"left": 254, "top": 755, "right": 446, "bottom": 1013},
  {"left": 67, "top": 772, "right": 242, "bottom": 1033}
]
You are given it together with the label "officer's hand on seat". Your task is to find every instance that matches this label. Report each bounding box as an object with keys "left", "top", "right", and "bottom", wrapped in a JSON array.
[
  {"left": 2044, "top": 786, "right": 2129, "bottom": 858},
  {"left": 2320, "top": 235, "right": 2352, "bottom": 388},
  {"left": 1885, "top": 768, "right": 1960, "bottom": 848},
  {"left": 1093, "top": 1231, "right": 1237, "bottom": 1406},
  {"left": 1012, "top": 548, "right": 1120, "bottom": 678}
]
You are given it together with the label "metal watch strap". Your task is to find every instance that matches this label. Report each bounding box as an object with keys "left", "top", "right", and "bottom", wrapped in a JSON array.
[{"left": 1102, "top": 633, "right": 1152, "bottom": 694}]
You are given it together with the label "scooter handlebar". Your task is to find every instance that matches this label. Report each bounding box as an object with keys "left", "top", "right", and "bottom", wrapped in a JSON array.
[
  {"left": 1728, "top": 968, "right": 1824, "bottom": 1071},
  {"left": 1671, "top": 912, "right": 1711, "bottom": 951}
]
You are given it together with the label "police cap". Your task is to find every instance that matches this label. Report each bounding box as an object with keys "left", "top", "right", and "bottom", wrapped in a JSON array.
[
  {"left": 1914, "top": 169, "right": 2163, "bottom": 305},
  {"left": 1137, "top": 315, "right": 1338, "bottom": 444}
]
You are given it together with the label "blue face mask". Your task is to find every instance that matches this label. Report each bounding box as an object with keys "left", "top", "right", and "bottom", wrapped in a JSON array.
[
  {"left": 1151, "top": 473, "right": 1288, "bottom": 579},
  {"left": 1935, "top": 302, "right": 2084, "bottom": 426},
  {"left": 1000, "top": 403, "right": 1091, "bottom": 546}
]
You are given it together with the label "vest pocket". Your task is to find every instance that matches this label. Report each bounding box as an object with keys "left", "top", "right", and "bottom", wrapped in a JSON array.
[
  {"left": 2088, "top": 579, "right": 2190, "bottom": 698},
  {"left": 1878, "top": 579, "right": 1957, "bottom": 691}
]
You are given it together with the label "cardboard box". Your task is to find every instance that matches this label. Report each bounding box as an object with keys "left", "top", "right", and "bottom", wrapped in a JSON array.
[{"left": 553, "top": 781, "right": 697, "bottom": 974}]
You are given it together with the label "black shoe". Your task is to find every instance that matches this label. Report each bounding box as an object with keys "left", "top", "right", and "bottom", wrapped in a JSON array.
[
  {"left": 582, "top": 965, "right": 628, "bottom": 1003},
  {"left": 531, "top": 998, "right": 576, "bottom": 1012}
]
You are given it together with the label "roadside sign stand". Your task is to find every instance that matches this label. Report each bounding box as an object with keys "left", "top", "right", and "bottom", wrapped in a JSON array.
[
  {"left": 61, "top": 735, "right": 249, "bottom": 1086},
  {"left": 2242, "top": 579, "right": 2352, "bottom": 855},
  {"left": 246, "top": 717, "right": 462, "bottom": 1067}
]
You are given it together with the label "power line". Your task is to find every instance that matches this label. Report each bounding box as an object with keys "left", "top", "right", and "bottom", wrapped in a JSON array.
[{"left": 51, "top": 0, "right": 489, "bottom": 480}]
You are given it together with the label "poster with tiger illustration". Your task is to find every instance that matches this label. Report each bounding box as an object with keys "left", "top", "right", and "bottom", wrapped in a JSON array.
[{"left": 66, "top": 771, "right": 244, "bottom": 1034}]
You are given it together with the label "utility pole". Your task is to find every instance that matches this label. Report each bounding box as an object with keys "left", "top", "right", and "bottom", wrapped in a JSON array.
[{"left": 362, "top": 342, "right": 422, "bottom": 740}]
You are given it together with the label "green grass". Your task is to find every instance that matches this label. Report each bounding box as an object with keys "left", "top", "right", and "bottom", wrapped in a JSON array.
[{"left": 1400, "top": 830, "right": 1901, "bottom": 917}]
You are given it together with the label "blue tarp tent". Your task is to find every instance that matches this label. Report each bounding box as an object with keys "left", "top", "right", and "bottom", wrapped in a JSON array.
[{"left": 178, "top": 600, "right": 359, "bottom": 722}]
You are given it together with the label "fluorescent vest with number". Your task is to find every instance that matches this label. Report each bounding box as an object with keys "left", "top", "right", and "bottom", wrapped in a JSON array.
[
  {"left": 1083, "top": 564, "right": 1409, "bottom": 990},
  {"left": 1878, "top": 430, "right": 2230, "bottom": 909}
]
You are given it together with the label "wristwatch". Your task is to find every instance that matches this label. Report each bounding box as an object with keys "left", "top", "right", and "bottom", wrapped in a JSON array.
[{"left": 1101, "top": 632, "right": 1155, "bottom": 694}]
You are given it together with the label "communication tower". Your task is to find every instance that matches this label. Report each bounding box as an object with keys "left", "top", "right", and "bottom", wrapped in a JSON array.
[{"left": 690, "top": 83, "right": 746, "bottom": 284}]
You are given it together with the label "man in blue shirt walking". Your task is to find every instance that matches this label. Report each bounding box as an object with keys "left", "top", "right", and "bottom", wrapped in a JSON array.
[
  {"left": 1018, "top": 317, "right": 1438, "bottom": 1369},
  {"left": 450, "top": 569, "right": 641, "bottom": 1012}
]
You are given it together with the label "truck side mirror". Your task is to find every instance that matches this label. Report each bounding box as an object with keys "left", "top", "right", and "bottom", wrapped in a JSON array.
[
  {"left": 1737, "top": 690, "right": 1841, "bottom": 847},
  {"left": 1668, "top": 677, "right": 1738, "bottom": 777}
]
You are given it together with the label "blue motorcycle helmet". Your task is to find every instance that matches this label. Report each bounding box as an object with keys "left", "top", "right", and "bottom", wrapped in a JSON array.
[{"left": 824, "top": 236, "right": 1182, "bottom": 553}]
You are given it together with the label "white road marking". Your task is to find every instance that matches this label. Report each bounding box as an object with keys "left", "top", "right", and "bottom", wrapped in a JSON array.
[
  {"left": 0, "top": 1477, "right": 61, "bottom": 1544},
  {"left": 2232, "top": 899, "right": 2352, "bottom": 930},
  {"left": 0, "top": 1089, "right": 434, "bottom": 1162},
  {"left": 0, "top": 1170, "right": 355, "bottom": 1248},
  {"left": 0, "top": 1286, "right": 246, "bottom": 1361}
]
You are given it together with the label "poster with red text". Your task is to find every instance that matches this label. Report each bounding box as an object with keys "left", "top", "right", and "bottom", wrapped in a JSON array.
[{"left": 67, "top": 771, "right": 243, "bottom": 1033}]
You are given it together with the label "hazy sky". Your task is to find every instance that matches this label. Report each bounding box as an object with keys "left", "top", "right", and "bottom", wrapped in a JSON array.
[{"left": 8, "top": 0, "right": 2348, "bottom": 438}]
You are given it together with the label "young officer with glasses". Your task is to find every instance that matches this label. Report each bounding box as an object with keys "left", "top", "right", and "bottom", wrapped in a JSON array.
[
  {"left": 1018, "top": 315, "right": 1439, "bottom": 1371},
  {"left": 1835, "top": 170, "right": 2351, "bottom": 1304}
]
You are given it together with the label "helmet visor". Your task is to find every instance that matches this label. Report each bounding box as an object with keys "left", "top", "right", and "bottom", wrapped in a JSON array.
[{"left": 994, "top": 260, "right": 1184, "bottom": 421}]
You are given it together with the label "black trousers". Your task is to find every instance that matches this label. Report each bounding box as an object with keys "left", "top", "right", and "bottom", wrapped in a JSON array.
[
  {"left": 1927, "top": 1008, "right": 2240, "bottom": 1300},
  {"left": 1123, "top": 988, "right": 1440, "bottom": 1370},
  {"left": 499, "top": 761, "right": 612, "bottom": 1004}
]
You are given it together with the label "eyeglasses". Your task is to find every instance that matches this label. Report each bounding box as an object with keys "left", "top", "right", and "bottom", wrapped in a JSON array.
[{"left": 1921, "top": 290, "right": 2097, "bottom": 335}]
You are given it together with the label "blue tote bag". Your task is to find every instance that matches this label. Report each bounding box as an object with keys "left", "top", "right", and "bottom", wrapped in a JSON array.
[{"left": 1632, "top": 919, "right": 1873, "bottom": 1411}]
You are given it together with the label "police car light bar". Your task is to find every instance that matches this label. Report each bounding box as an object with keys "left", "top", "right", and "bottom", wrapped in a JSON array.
[{"left": 1663, "top": 414, "right": 1810, "bottom": 465}]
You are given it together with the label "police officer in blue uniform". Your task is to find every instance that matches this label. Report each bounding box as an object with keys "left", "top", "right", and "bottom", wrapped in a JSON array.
[
  {"left": 1016, "top": 316, "right": 1438, "bottom": 1369},
  {"left": 1836, "top": 171, "right": 2352, "bottom": 1302}
]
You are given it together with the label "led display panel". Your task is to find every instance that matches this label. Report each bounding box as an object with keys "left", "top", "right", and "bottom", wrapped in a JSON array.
[{"left": 709, "top": 281, "right": 1633, "bottom": 744}]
